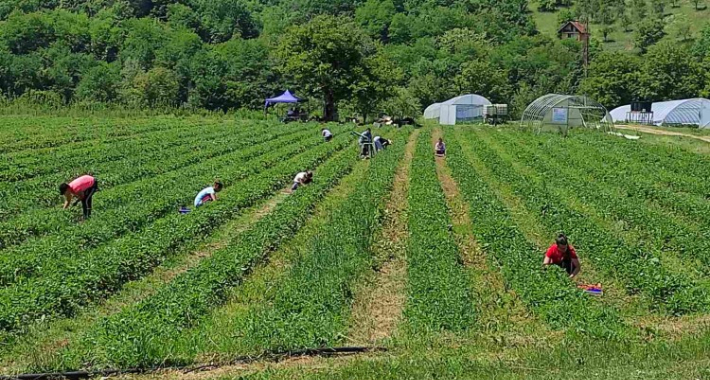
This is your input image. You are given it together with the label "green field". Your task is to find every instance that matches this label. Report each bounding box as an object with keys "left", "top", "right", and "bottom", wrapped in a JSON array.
[
  {"left": 1, "top": 116, "right": 710, "bottom": 379},
  {"left": 532, "top": 0, "right": 710, "bottom": 51}
]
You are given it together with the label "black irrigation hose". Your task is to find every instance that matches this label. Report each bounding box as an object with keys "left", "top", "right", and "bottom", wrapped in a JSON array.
[{"left": 0, "top": 346, "right": 387, "bottom": 380}]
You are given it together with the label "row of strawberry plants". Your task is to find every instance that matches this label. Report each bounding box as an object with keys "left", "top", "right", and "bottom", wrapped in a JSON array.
[
  {"left": 0, "top": 116, "right": 207, "bottom": 154},
  {"left": 567, "top": 134, "right": 710, "bottom": 233},
  {"left": 0, "top": 133, "right": 354, "bottom": 333},
  {"left": 444, "top": 130, "right": 626, "bottom": 339},
  {"left": 231, "top": 128, "right": 411, "bottom": 356},
  {"left": 574, "top": 131, "right": 710, "bottom": 197},
  {"left": 0, "top": 121, "right": 292, "bottom": 216},
  {"left": 0, "top": 127, "right": 328, "bottom": 288},
  {"left": 404, "top": 129, "right": 475, "bottom": 333},
  {"left": 0, "top": 125, "right": 311, "bottom": 250},
  {"left": 493, "top": 131, "right": 710, "bottom": 276},
  {"left": 67, "top": 143, "right": 365, "bottom": 369},
  {"left": 458, "top": 129, "right": 707, "bottom": 315},
  {"left": 0, "top": 119, "right": 223, "bottom": 183}
]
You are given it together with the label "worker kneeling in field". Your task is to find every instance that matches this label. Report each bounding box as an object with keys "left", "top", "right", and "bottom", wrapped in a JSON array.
[
  {"left": 373, "top": 136, "right": 392, "bottom": 152},
  {"left": 59, "top": 174, "right": 98, "bottom": 220},
  {"left": 194, "top": 180, "right": 223, "bottom": 208},
  {"left": 292, "top": 171, "right": 313, "bottom": 192},
  {"left": 435, "top": 138, "right": 446, "bottom": 156},
  {"left": 543, "top": 233, "right": 581, "bottom": 278},
  {"left": 322, "top": 128, "right": 333, "bottom": 142}
]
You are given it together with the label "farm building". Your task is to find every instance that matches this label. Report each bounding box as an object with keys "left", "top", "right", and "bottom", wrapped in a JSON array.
[
  {"left": 520, "top": 94, "right": 613, "bottom": 135},
  {"left": 423, "top": 94, "right": 492, "bottom": 125},
  {"left": 558, "top": 21, "right": 588, "bottom": 41},
  {"left": 609, "top": 98, "right": 710, "bottom": 128}
]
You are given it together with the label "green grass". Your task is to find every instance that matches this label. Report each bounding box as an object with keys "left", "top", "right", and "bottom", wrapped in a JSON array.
[{"left": 531, "top": 0, "right": 710, "bottom": 51}]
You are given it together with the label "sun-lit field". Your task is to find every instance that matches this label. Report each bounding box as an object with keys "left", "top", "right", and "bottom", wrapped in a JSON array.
[{"left": 1, "top": 116, "right": 710, "bottom": 379}]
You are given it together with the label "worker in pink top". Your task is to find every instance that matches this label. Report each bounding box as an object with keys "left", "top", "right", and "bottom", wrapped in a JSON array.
[{"left": 59, "top": 175, "right": 98, "bottom": 219}]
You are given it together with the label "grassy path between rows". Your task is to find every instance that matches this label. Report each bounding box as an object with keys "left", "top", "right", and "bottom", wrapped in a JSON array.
[
  {"left": 432, "top": 128, "right": 549, "bottom": 342},
  {"left": 346, "top": 129, "right": 419, "bottom": 345}
]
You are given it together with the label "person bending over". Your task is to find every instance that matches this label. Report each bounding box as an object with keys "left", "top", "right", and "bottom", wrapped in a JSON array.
[
  {"left": 292, "top": 171, "right": 313, "bottom": 191},
  {"left": 59, "top": 174, "right": 98, "bottom": 220},
  {"left": 543, "top": 233, "right": 581, "bottom": 278},
  {"left": 194, "top": 180, "right": 223, "bottom": 208},
  {"left": 322, "top": 128, "right": 333, "bottom": 142},
  {"left": 374, "top": 136, "right": 392, "bottom": 152}
]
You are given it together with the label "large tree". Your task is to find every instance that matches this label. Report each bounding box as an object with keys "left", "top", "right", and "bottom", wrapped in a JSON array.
[
  {"left": 275, "top": 15, "right": 378, "bottom": 121},
  {"left": 579, "top": 51, "right": 641, "bottom": 109}
]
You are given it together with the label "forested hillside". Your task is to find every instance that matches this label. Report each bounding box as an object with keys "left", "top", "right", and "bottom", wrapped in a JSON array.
[{"left": 1, "top": 0, "right": 710, "bottom": 118}]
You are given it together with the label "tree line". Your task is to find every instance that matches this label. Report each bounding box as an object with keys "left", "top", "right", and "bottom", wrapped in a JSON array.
[{"left": 0, "top": 0, "right": 709, "bottom": 120}]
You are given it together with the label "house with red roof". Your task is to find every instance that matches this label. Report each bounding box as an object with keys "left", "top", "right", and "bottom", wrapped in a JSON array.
[{"left": 558, "top": 21, "right": 588, "bottom": 42}]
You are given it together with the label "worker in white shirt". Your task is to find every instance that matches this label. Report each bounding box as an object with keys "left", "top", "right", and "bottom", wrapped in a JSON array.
[
  {"left": 322, "top": 128, "right": 333, "bottom": 142},
  {"left": 291, "top": 171, "right": 313, "bottom": 191}
]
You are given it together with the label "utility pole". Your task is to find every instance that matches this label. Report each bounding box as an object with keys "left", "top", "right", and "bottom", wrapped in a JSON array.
[{"left": 583, "top": 0, "right": 590, "bottom": 78}]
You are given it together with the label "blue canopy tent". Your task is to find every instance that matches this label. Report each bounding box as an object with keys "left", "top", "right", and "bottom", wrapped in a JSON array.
[{"left": 264, "top": 90, "right": 307, "bottom": 122}]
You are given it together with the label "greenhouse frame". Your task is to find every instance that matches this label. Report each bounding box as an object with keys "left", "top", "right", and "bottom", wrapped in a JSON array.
[
  {"left": 423, "top": 94, "right": 492, "bottom": 125},
  {"left": 520, "top": 94, "right": 614, "bottom": 135},
  {"left": 609, "top": 98, "right": 710, "bottom": 128}
]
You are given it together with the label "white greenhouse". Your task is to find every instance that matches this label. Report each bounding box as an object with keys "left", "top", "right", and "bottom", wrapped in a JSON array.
[
  {"left": 609, "top": 98, "right": 710, "bottom": 128},
  {"left": 520, "top": 94, "right": 613, "bottom": 135},
  {"left": 423, "top": 94, "right": 492, "bottom": 125}
]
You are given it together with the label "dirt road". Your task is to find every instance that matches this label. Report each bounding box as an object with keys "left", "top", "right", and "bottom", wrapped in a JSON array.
[{"left": 616, "top": 125, "right": 710, "bottom": 143}]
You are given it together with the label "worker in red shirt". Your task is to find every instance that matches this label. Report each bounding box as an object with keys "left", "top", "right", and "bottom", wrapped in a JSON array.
[
  {"left": 543, "top": 233, "right": 580, "bottom": 278},
  {"left": 59, "top": 174, "right": 98, "bottom": 219}
]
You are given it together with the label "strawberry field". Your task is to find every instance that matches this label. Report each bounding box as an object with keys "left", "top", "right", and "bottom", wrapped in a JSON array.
[{"left": 1, "top": 116, "right": 710, "bottom": 379}]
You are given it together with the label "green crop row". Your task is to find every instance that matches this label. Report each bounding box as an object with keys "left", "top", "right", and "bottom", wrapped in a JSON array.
[
  {"left": 0, "top": 134, "right": 354, "bottom": 333},
  {"left": 0, "top": 128, "right": 320, "bottom": 288},
  {"left": 574, "top": 131, "right": 710, "bottom": 197},
  {"left": 0, "top": 116, "right": 203, "bottom": 154},
  {"left": 539, "top": 131, "right": 710, "bottom": 223},
  {"left": 67, "top": 143, "right": 363, "bottom": 369},
  {"left": 492, "top": 131, "right": 710, "bottom": 278},
  {"left": 235, "top": 128, "right": 411, "bottom": 356},
  {"left": 0, "top": 119, "right": 222, "bottom": 183},
  {"left": 457, "top": 129, "right": 708, "bottom": 316},
  {"left": 404, "top": 129, "right": 475, "bottom": 333},
  {"left": 0, "top": 122, "right": 301, "bottom": 219},
  {"left": 563, "top": 133, "right": 710, "bottom": 236},
  {"left": 0, "top": 125, "right": 313, "bottom": 255},
  {"left": 445, "top": 129, "right": 626, "bottom": 340}
]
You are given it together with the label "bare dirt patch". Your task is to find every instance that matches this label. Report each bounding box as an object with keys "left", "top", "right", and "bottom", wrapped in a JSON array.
[{"left": 347, "top": 129, "right": 420, "bottom": 345}]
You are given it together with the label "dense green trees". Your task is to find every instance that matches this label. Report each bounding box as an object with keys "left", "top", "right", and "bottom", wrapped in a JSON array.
[{"left": 0, "top": 0, "right": 709, "bottom": 117}]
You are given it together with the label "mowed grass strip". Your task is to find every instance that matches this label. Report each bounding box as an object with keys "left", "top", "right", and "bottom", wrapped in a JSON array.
[
  {"left": 403, "top": 128, "right": 475, "bottom": 333},
  {"left": 462, "top": 129, "right": 710, "bottom": 316},
  {"left": 446, "top": 131, "right": 627, "bottom": 340},
  {"left": 0, "top": 134, "right": 354, "bottom": 334}
]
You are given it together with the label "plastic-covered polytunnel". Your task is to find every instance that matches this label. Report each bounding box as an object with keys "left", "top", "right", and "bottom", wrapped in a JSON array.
[
  {"left": 423, "top": 94, "right": 492, "bottom": 125},
  {"left": 520, "top": 94, "right": 613, "bottom": 135},
  {"left": 609, "top": 98, "right": 710, "bottom": 128}
]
